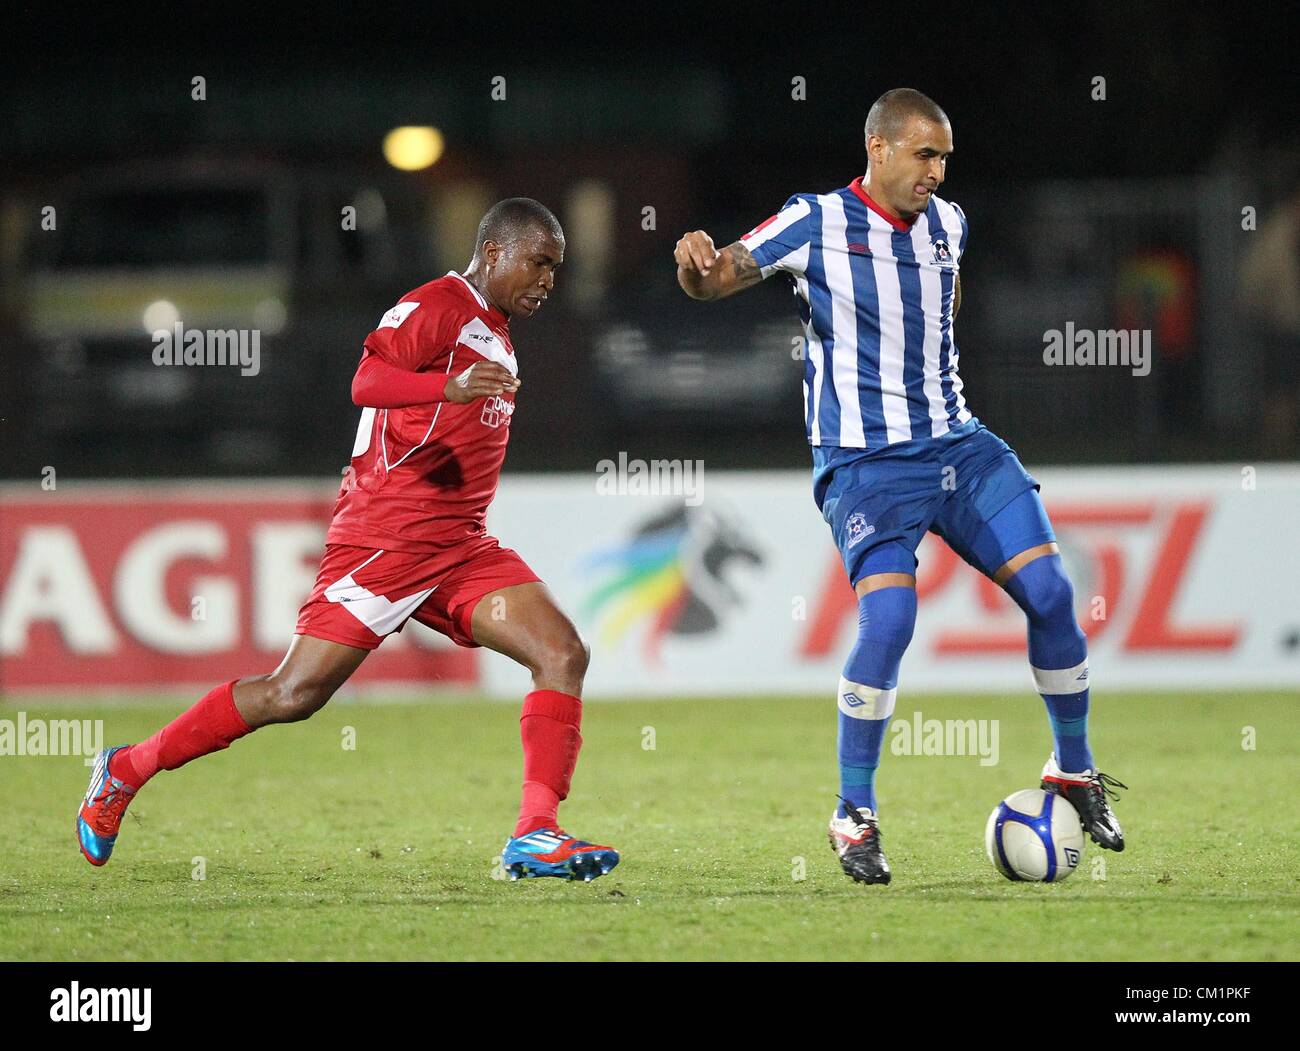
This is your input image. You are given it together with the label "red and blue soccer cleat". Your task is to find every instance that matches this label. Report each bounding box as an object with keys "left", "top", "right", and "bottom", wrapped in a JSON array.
[
  {"left": 76, "top": 747, "right": 138, "bottom": 866},
  {"left": 502, "top": 828, "right": 620, "bottom": 882}
]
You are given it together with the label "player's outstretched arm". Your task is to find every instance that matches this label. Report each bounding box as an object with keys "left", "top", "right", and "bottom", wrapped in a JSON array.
[{"left": 674, "top": 230, "right": 764, "bottom": 301}]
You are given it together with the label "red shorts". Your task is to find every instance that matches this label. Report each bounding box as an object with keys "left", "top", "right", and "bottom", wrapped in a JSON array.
[{"left": 295, "top": 535, "right": 541, "bottom": 650}]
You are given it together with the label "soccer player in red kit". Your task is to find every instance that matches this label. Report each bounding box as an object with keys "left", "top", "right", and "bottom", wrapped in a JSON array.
[{"left": 76, "top": 198, "right": 620, "bottom": 882}]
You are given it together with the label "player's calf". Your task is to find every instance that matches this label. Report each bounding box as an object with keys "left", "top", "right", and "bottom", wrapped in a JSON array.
[{"left": 239, "top": 672, "right": 336, "bottom": 726}]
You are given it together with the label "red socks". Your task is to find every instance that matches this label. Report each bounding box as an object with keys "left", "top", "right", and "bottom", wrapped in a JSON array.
[
  {"left": 514, "top": 689, "right": 583, "bottom": 837},
  {"left": 109, "top": 681, "right": 252, "bottom": 789},
  {"left": 106, "top": 681, "right": 578, "bottom": 837}
]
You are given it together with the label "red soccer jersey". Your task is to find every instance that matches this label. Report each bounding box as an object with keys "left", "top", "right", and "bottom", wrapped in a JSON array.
[{"left": 327, "top": 271, "right": 518, "bottom": 552}]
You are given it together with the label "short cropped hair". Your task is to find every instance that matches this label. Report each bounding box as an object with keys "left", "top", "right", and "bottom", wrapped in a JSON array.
[
  {"left": 475, "top": 197, "right": 563, "bottom": 251},
  {"left": 864, "top": 88, "right": 950, "bottom": 142}
]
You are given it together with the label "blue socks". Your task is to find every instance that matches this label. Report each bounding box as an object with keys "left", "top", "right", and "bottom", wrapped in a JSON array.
[
  {"left": 837, "top": 585, "right": 916, "bottom": 816},
  {"left": 1003, "top": 553, "right": 1094, "bottom": 772},
  {"left": 834, "top": 553, "right": 1093, "bottom": 824}
]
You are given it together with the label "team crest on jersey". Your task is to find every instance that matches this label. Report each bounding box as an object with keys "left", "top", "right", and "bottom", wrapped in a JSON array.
[
  {"left": 930, "top": 239, "right": 954, "bottom": 267},
  {"left": 846, "top": 512, "right": 875, "bottom": 548}
]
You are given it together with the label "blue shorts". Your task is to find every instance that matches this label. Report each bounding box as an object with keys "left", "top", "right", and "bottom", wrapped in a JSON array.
[{"left": 813, "top": 417, "right": 1055, "bottom": 585}]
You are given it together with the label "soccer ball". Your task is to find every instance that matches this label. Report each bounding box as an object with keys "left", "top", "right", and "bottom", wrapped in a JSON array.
[{"left": 985, "top": 788, "right": 1085, "bottom": 882}]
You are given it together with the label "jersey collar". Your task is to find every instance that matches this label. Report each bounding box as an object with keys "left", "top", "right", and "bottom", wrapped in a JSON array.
[
  {"left": 848, "top": 177, "right": 917, "bottom": 233},
  {"left": 447, "top": 271, "right": 510, "bottom": 324}
]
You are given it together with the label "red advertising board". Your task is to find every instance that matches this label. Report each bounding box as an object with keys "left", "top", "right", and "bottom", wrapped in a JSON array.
[{"left": 0, "top": 485, "right": 476, "bottom": 692}]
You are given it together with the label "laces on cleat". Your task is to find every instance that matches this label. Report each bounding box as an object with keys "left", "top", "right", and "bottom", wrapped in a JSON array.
[
  {"left": 1087, "top": 771, "right": 1128, "bottom": 802},
  {"left": 837, "top": 797, "right": 880, "bottom": 837},
  {"left": 99, "top": 784, "right": 133, "bottom": 821}
]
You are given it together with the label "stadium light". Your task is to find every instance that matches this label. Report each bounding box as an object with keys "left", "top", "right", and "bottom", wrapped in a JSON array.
[
  {"left": 382, "top": 126, "right": 444, "bottom": 171},
  {"left": 141, "top": 299, "right": 179, "bottom": 333}
]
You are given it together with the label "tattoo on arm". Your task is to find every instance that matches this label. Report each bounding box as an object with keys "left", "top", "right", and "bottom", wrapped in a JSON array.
[
  {"left": 953, "top": 274, "right": 962, "bottom": 317},
  {"left": 729, "top": 242, "right": 759, "bottom": 281},
  {"left": 719, "top": 241, "right": 763, "bottom": 298}
]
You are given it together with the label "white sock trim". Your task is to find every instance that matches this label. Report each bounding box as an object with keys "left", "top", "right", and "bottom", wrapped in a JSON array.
[
  {"left": 1031, "top": 658, "right": 1090, "bottom": 696},
  {"left": 837, "top": 678, "right": 897, "bottom": 720}
]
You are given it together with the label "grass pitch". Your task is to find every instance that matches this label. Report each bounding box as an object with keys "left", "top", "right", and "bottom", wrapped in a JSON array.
[{"left": 2, "top": 691, "right": 1296, "bottom": 961}]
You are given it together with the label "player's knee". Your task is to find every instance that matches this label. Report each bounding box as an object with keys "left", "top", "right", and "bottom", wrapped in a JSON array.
[
  {"left": 1010, "top": 554, "right": 1075, "bottom": 626},
  {"left": 845, "top": 585, "right": 916, "bottom": 691},
  {"left": 857, "top": 584, "right": 918, "bottom": 652},
  {"left": 536, "top": 632, "right": 590, "bottom": 687},
  {"left": 561, "top": 633, "right": 592, "bottom": 681}
]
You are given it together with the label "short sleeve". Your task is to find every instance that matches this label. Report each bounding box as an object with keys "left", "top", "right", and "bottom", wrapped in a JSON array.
[
  {"left": 951, "top": 202, "right": 969, "bottom": 259},
  {"left": 362, "top": 297, "right": 456, "bottom": 372},
  {"left": 739, "top": 195, "right": 814, "bottom": 278}
]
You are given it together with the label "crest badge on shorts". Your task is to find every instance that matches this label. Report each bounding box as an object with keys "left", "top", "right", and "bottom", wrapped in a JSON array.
[{"left": 846, "top": 511, "right": 875, "bottom": 549}]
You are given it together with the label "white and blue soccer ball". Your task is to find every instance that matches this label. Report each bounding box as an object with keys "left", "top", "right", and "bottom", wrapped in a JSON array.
[{"left": 985, "top": 788, "right": 1085, "bottom": 882}]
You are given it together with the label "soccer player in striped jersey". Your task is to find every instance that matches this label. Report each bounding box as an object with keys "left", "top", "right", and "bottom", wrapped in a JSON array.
[
  {"left": 76, "top": 199, "right": 619, "bottom": 883},
  {"left": 675, "top": 89, "right": 1126, "bottom": 885}
]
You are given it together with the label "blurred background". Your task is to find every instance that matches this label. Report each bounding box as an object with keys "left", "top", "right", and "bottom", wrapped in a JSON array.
[
  {"left": 1, "top": 4, "right": 1296, "bottom": 479},
  {"left": 1, "top": 5, "right": 1297, "bottom": 697}
]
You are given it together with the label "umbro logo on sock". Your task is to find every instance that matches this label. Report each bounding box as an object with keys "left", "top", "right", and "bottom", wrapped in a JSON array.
[{"left": 841, "top": 692, "right": 865, "bottom": 708}]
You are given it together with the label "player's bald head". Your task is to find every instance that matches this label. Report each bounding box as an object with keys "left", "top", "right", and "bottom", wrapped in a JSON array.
[
  {"left": 475, "top": 197, "right": 564, "bottom": 253},
  {"left": 865, "top": 88, "right": 950, "bottom": 142}
]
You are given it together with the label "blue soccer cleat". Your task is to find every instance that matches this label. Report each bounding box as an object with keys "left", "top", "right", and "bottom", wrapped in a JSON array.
[
  {"left": 76, "top": 747, "right": 138, "bottom": 866},
  {"left": 501, "top": 827, "right": 620, "bottom": 882}
]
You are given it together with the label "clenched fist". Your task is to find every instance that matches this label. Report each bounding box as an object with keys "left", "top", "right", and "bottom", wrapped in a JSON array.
[{"left": 674, "top": 230, "right": 719, "bottom": 276}]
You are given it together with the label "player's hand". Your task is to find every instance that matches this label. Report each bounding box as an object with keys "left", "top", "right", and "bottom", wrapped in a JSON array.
[
  {"left": 445, "top": 361, "right": 520, "bottom": 404},
  {"left": 674, "top": 230, "right": 719, "bottom": 276}
]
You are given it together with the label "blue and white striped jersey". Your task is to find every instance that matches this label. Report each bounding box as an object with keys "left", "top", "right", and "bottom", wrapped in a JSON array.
[{"left": 740, "top": 176, "right": 971, "bottom": 448}]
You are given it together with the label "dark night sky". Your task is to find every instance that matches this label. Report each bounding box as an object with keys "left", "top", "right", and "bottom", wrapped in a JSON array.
[{"left": 4, "top": 2, "right": 1292, "bottom": 180}]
